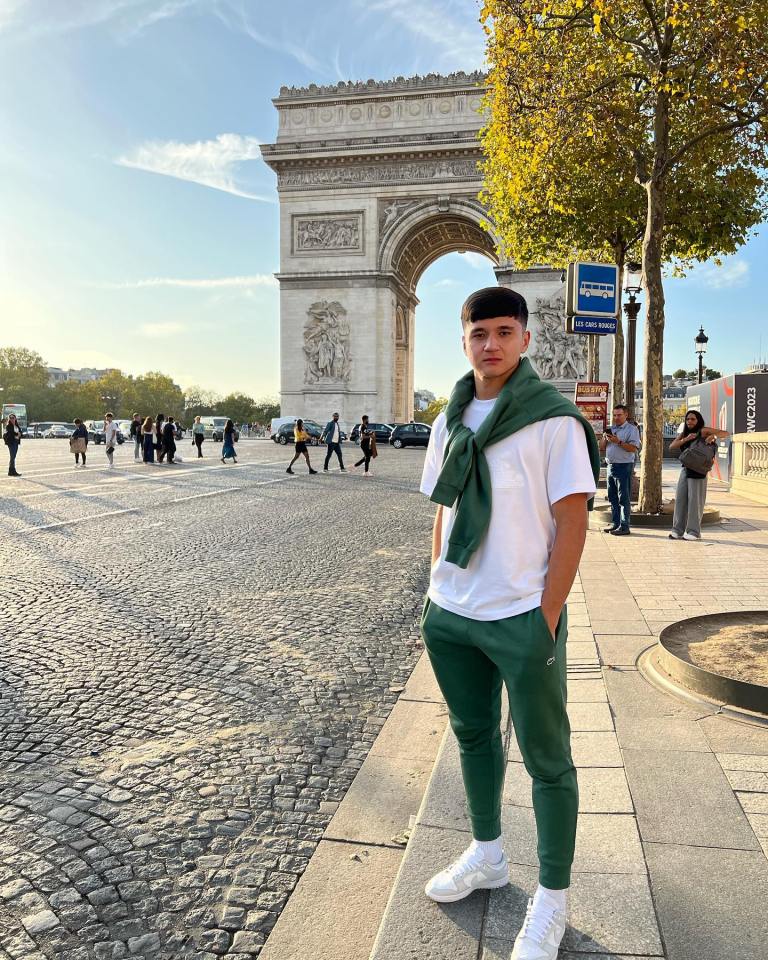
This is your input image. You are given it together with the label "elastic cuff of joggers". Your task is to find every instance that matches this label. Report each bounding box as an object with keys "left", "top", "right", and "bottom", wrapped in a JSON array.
[
  {"left": 539, "top": 864, "right": 571, "bottom": 890},
  {"left": 471, "top": 816, "right": 502, "bottom": 842}
]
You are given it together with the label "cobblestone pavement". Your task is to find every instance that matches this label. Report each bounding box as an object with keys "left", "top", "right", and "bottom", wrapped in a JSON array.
[{"left": 0, "top": 439, "right": 434, "bottom": 959}]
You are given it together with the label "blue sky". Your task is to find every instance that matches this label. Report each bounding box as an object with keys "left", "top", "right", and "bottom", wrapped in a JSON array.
[{"left": 1, "top": 0, "right": 765, "bottom": 401}]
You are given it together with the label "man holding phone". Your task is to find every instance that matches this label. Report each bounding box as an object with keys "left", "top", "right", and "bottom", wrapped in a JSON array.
[{"left": 602, "top": 404, "right": 641, "bottom": 535}]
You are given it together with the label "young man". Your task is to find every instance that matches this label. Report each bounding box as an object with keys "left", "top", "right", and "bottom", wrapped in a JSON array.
[
  {"left": 104, "top": 413, "right": 119, "bottom": 469},
  {"left": 602, "top": 404, "right": 641, "bottom": 536},
  {"left": 419, "top": 287, "right": 600, "bottom": 960},
  {"left": 321, "top": 412, "right": 346, "bottom": 472},
  {"left": 129, "top": 412, "right": 142, "bottom": 461}
]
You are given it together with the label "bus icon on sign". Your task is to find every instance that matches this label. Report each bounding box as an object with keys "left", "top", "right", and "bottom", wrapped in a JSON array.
[{"left": 579, "top": 281, "right": 615, "bottom": 299}]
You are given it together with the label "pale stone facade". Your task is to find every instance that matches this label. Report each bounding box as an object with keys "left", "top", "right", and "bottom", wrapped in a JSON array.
[{"left": 261, "top": 73, "right": 612, "bottom": 424}]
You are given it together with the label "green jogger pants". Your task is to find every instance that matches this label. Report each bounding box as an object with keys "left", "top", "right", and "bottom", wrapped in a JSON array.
[{"left": 421, "top": 599, "right": 577, "bottom": 890}]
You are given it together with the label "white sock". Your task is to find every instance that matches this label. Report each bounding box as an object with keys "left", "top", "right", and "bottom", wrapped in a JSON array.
[
  {"left": 470, "top": 836, "right": 504, "bottom": 864},
  {"left": 533, "top": 883, "right": 567, "bottom": 913}
]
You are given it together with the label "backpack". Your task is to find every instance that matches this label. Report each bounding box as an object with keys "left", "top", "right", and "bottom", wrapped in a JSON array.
[{"left": 679, "top": 434, "right": 716, "bottom": 476}]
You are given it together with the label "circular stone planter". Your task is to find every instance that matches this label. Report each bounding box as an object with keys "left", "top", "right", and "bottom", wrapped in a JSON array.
[
  {"left": 651, "top": 612, "right": 768, "bottom": 716},
  {"left": 589, "top": 502, "right": 720, "bottom": 529}
]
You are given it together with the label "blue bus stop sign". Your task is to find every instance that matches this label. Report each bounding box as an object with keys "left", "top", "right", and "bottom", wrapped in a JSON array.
[{"left": 567, "top": 262, "right": 620, "bottom": 318}]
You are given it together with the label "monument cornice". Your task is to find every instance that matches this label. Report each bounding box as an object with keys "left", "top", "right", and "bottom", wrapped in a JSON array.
[
  {"left": 264, "top": 146, "right": 483, "bottom": 174},
  {"left": 261, "top": 129, "right": 481, "bottom": 160},
  {"left": 275, "top": 71, "right": 486, "bottom": 102}
]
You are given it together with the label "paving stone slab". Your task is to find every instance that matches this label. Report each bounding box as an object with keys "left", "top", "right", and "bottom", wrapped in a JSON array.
[
  {"left": 594, "top": 634, "right": 656, "bottom": 667},
  {"left": 369, "top": 825, "right": 485, "bottom": 960},
  {"left": 644, "top": 843, "right": 768, "bottom": 960},
  {"left": 323, "top": 753, "right": 434, "bottom": 846},
  {"left": 697, "top": 715, "right": 768, "bottom": 756},
  {"left": 414, "top": 729, "right": 471, "bottom": 834},
  {"left": 500, "top": 807, "right": 644, "bottom": 874},
  {"left": 506, "top": 731, "right": 624, "bottom": 767},
  {"left": 603, "top": 669, "right": 712, "bottom": 719},
  {"left": 567, "top": 680, "right": 609, "bottom": 703},
  {"left": 401, "top": 653, "right": 444, "bottom": 704},
  {"left": 482, "top": 945, "right": 662, "bottom": 960},
  {"left": 613, "top": 716, "right": 712, "bottom": 753},
  {"left": 367, "top": 700, "right": 448, "bottom": 764},
  {"left": 259, "top": 840, "right": 403, "bottom": 960},
  {"left": 566, "top": 702, "right": 614, "bottom": 733},
  {"left": 723, "top": 769, "right": 768, "bottom": 791},
  {"left": 622, "top": 748, "right": 760, "bottom": 849},
  {"left": 717, "top": 753, "right": 768, "bottom": 772},
  {"left": 485, "top": 864, "right": 663, "bottom": 955},
  {"left": 589, "top": 621, "right": 650, "bottom": 636},
  {"left": 566, "top": 642, "right": 600, "bottom": 661}
]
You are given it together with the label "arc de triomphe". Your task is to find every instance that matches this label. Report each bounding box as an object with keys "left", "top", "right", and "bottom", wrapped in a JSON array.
[{"left": 261, "top": 72, "right": 612, "bottom": 424}]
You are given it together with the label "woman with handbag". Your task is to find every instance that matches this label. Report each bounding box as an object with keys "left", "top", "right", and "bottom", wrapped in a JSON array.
[
  {"left": 3, "top": 412, "right": 22, "bottom": 477},
  {"left": 222, "top": 419, "right": 239, "bottom": 465},
  {"left": 669, "top": 410, "right": 729, "bottom": 540},
  {"left": 285, "top": 419, "right": 316, "bottom": 474},
  {"left": 70, "top": 418, "right": 89, "bottom": 467}
]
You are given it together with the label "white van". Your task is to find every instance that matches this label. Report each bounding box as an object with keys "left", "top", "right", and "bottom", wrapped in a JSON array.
[{"left": 270, "top": 416, "right": 298, "bottom": 440}]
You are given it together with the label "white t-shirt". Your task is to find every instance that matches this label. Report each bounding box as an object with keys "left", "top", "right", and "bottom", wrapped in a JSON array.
[
  {"left": 420, "top": 400, "right": 596, "bottom": 621},
  {"left": 104, "top": 421, "right": 119, "bottom": 447}
]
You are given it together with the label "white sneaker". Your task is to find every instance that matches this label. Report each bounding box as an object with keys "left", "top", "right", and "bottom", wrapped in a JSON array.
[
  {"left": 682, "top": 532, "right": 700, "bottom": 541},
  {"left": 511, "top": 897, "right": 567, "bottom": 960},
  {"left": 668, "top": 531, "right": 682, "bottom": 539},
  {"left": 424, "top": 846, "right": 509, "bottom": 903}
]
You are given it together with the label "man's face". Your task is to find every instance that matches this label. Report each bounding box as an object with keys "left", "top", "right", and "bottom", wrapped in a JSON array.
[
  {"left": 333, "top": 414, "right": 339, "bottom": 421},
  {"left": 462, "top": 315, "right": 530, "bottom": 383},
  {"left": 612, "top": 407, "right": 628, "bottom": 426}
]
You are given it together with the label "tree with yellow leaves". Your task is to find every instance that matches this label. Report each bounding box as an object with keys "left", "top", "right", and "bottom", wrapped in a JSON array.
[{"left": 481, "top": 0, "right": 768, "bottom": 512}]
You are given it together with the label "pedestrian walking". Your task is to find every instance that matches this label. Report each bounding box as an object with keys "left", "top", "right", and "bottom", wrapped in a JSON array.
[
  {"left": 163, "top": 416, "right": 177, "bottom": 464},
  {"left": 104, "top": 413, "right": 119, "bottom": 469},
  {"left": 3, "top": 412, "right": 22, "bottom": 477},
  {"left": 418, "top": 287, "right": 599, "bottom": 960},
  {"left": 321, "top": 411, "right": 346, "bottom": 472},
  {"left": 352, "top": 415, "right": 375, "bottom": 476},
  {"left": 129, "top": 412, "right": 142, "bottom": 461},
  {"left": 155, "top": 413, "right": 166, "bottom": 463},
  {"left": 221, "top": 419, "right": 238, "bottom": 464},
  {"left": 192, "top": 415, "right": 205, "bottom": 458},
  {"left": 70, "top": 418, "right": 89, "bottom": 467},
  {"left": 669, "top": 410, "right": 729, "bottom": 541},
  {"left": 286, "top": 419, "right": 317, "bottom": 474},
  {"left": 142, "top": 416, "right": 155, "bottom": 463},
  {"left": 601, "top": 404, "right": 641, "bottom": 536}
]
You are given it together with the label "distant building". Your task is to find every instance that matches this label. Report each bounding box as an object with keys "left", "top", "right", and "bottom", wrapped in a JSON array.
[
  {"left": 743, "top": 362, "right": 768, "bottom": 374},
  {"left": 634, "top": 383, "right": 688, "bottom": 418},
  {"left": 47, "top": 366, "right": 115, "bottom": 388}
]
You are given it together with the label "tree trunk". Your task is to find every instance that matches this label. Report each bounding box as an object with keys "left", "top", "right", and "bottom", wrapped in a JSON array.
[
  {"left": 638, "top": 176, "right": 667, "bottom": 514},
  {"left": 590, "top": 335, "right": 600, "bottom": 381}
]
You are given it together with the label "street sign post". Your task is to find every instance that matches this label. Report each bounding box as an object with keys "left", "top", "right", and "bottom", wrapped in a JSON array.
[
  {"left": 575, "top": 381, "right": 610, "bottom": 435},
  {"left": 566, "top": 262, "right": 620, "bottom": 318},
  {"left": 566, "top": 315, "right": 618, "bottom": 335}
]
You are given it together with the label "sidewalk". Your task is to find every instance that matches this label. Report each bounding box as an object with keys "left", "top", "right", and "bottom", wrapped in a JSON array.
[{"left": 370, "top": 469, "right": 768, "bottom": 960}]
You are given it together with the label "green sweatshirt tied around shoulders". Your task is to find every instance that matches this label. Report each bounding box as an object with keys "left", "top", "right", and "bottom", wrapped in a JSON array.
[{"left": 430, "top": 357, "right": 601, "bottom": 569}]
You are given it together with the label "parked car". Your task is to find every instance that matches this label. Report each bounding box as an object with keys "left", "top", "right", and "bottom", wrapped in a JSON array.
[
  {"left": 44, "top": 422, "right": 76, "bottom": 438},
  {"left": 349, "top": 422, "right": 393, "bottom": 444},
  {"left": 275, "top": 420, "right": 323, "bottom": 446},
  {"left": 27, "top": 422, "right": 52, "bottom": 438},
  {"left": 198, "top": 417, "right": 239, "bottom": 443},
  {"left": 86, "top": 420, "right": 125, "bottom": 445},
  {"left": 389, "top": 422, "right": 432, "bottom": 448}
]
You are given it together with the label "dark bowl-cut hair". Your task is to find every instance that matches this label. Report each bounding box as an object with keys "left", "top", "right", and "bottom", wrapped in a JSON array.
[{"left": 461, "top": 286, "right": 529, "bottom": 328}]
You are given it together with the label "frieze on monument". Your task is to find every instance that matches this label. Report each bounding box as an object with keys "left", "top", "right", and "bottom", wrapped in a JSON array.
[
  {"left": 279, "top": 158, "right": 481, "bottom": 189},
  {"left": 293, "top": 213, "right": 364, "bottom": 254},
  {"left": 303, "top": 300, "right": 352, "bottom": 384},
  {"left": 277, "top": 71, "right": 486, "bottom": 99}
]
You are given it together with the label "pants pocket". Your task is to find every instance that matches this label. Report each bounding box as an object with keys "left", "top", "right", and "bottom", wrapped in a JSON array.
[{"left": 534, "top": 605, "right": 558, "bottom": 666}]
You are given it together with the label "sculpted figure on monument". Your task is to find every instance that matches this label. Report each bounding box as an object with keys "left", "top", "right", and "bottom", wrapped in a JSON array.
[
  {"left": 304, "top": 301, "right": 351, "bottom": 383},
  {"left": 530, "top": 294, "right": 587, "bottom": 380},
  {"left": 296, "top": 217, "right": 360, "bottom": 251}
]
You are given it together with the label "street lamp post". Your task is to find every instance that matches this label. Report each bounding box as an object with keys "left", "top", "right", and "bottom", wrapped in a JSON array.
[
  {"left": 623, "top": 262, "right": 642, "bottom": 420},
  {"left": 695, "top": 326, "right": 709, "bottom": 384}
]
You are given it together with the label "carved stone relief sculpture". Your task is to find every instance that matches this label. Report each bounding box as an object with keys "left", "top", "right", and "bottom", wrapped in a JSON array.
[
  {"left": 379, "top": 198, "right": 420, "bottom": 234},
  {"left": 293, "top": 214, "right": 362, "bottom": 253},
  {"left": 281, "top": 159, "right": 480, "bottom": 188},
  {"left": 303, "top": 301, "right": 352, "bottom": 384},
  {"left": 530, "top": 293, "right": 587, "bottom": 381}
]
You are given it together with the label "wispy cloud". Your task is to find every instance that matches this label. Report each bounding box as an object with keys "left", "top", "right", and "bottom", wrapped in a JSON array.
[
  {"left": 694, "top": 258, "right": 750, "bottom": 290},
  {"left": 0, "top": 0, "right": 196, "bottom": 39},
  {"left": 356, "top": 0, "right": 484, "bottom": 69},
  {"left": 95, "top": 274, "right": 278, "bottom": 290},
  {"left": 115, "top": 133, "right": 270, "bottom": 200},
  {"left": 460, "top": 252, "right": 493, "bottom": 269},
  {"left": 139, "top": 321, "right": 187, "bottom": 338},
  {"left": 212, "top": 0, "right": 326, "bottom": 72},
  {"left": 432, "top": 278, "right": 460, "bottom": 288}
]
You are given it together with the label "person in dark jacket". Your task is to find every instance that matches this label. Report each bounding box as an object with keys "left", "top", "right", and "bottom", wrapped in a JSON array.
[
  {"left": 70, "top": 418, "right": 89, "bottom": 467},
  {"left": 162, "top": 416, "right": 177, "bottom": 464},
  {"left": 142, "top": 416, "right": 155, "bottom": 463},
  {"left": 129, "top": 412, "right": 142, "bottom": 461},
  {"left": 3, "top": 413, "right": 22, "bottom": 476},
  {"left": 321, "top": 412, "right": 346, "bottom": 472},
  {"left": 222, "top": 419, "right": 238, "bottom": 464},
  {"left": 155, "top": 413, "right": 166, "bottom": 463}
]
